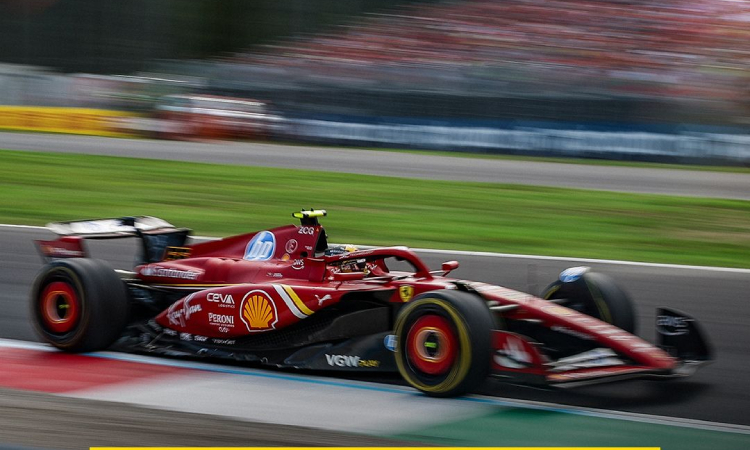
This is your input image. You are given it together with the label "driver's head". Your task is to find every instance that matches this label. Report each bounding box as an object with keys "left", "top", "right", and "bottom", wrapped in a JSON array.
[
  {"left": 325, "top": 244, "right": 365, "bottom": 273},
  {"left": 324, "top": 244, "right": 358, "bottom": 257}
]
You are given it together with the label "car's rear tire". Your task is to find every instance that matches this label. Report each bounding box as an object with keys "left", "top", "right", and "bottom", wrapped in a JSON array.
[
  {"left": 394, "top": 290, "right": 494, "bottom": 397},
  {"left": 30, "top": 258, "right": 129, "bottom": 352},
  {"left": 542, "top": 267, "right": 636, "bottom": 334}
]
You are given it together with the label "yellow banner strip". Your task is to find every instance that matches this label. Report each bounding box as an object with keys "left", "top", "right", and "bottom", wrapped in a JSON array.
[
  {"left": 0, "top": 106, "right": 137, "bottom": 137},
  {"left": 93, "top": 447, "right": 660, "bottom": 450}
]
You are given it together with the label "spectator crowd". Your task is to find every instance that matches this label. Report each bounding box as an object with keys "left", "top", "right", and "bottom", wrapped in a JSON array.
[{"left": 221, "top": 0, "right": 749, "bottom": 119}]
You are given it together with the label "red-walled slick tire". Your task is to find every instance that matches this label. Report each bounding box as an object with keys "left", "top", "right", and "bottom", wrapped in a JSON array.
[
  {"left": 30, "top": 258, "right": 129, "bottom": 352},
  {"left": 394, "top": 290, "right": 494, "bottom": 397}
]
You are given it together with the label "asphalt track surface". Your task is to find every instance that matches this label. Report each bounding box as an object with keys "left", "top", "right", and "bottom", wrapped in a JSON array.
[
  {"left": 2, "top": 131, "right": 750, "bottom": 199},
  {"left": 0, "top": 388, "right": 412, "bottom": 449},
  {"left": 2, "top": 227, "right": 749, "bottom": 432}
]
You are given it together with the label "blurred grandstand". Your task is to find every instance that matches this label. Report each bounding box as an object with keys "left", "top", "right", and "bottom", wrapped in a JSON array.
[
  {"left": 1, "top": 0, "right": 749, "bottom": 160},
  {"left": 207, "top": 0, "right": 750, "bottom": 125}
]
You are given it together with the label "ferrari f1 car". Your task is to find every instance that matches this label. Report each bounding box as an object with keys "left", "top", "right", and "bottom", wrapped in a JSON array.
[{"left": 31, "top": 210, "right": 712, "bottom": 397}]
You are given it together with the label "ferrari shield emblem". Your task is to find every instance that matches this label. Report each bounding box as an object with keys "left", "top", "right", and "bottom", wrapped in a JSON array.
[{"left": 399, "top": 285, "right": 414, "bottom": 302}]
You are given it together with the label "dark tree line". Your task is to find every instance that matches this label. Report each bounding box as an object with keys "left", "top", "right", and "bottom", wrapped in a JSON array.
[{"left": 0, "top": 0, "right": 431, "bottom": 73}]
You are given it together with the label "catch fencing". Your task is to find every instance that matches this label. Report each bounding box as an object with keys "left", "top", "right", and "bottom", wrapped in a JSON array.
[{"left": 289, "top": 119, "right": 750, "bottom": 164}]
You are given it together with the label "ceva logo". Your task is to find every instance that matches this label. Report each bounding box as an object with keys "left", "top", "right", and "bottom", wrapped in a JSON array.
[{"left": 244, "top": 231, "right": 276, "bottom": 261}]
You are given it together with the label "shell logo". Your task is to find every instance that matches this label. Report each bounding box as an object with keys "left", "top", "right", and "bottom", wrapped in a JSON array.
[{"left": 240, "top": 290, "right": 278, "bottom": 332}]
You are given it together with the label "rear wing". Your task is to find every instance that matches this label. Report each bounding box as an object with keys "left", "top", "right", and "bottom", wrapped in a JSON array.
[{"left": 36, "top": 216, "right": 191, "bottom": 264}]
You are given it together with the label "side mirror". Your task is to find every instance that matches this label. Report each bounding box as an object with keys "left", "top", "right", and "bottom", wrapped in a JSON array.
[{"left": 441, "top": 260, "right": 459, "bottom": 275}]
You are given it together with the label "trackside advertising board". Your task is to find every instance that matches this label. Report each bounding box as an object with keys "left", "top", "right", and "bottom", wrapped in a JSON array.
[{"left": 0, "top": 106, "right": 136, "bottom": 137}]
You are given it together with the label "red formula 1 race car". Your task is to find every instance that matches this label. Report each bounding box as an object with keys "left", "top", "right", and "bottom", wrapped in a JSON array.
[{"left": 31, "top": 210, "right": 712, "bottom": 397}]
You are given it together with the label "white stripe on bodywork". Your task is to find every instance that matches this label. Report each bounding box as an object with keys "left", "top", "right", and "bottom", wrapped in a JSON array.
[{"left": 272, "top": 284, "right": 307, "bottom": 319}]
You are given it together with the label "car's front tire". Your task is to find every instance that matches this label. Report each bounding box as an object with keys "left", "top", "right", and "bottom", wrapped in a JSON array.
[{"left": 394, "top": 290, "right": 494, "bottom": 397}]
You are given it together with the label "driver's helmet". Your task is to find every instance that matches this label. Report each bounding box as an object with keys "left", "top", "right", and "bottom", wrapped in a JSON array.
[
  {"left": 324, "top": 244, "right": 359, "bottom": 257},
  {"left": 325, "top": 244, "right": 365, "bottom": 273}
]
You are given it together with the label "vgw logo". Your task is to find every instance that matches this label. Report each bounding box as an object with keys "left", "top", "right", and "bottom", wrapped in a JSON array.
[
  {"left": 325, "top": 354, "right": 360, "bottom": 367},
  {"left": 325, "top": 354, "right": 380, "bottom": 368},
  {"left": 244, "top": 231, "right": 276, "bottom": 261}
]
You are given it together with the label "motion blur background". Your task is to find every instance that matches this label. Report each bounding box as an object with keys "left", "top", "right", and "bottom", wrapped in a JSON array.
[
  {"left": 1, "top": 0, "right": 749, "bottom": 159},
  {"left": 2, "top": 5, "right": 750, "bottom": 448}
]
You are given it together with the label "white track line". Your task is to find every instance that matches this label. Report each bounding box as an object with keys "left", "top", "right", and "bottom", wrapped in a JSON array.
[
  {"left": 0, "top": 224, "right": 49, "bottom": 231},
  {"left": 405, "top": 247, "right": 750, "bottom": 274},
  {"left": 5, "top": 223, "right": 749, "bottom": 274},
  {"left": 1, "top": 337, "right": 749, "bottom": 436}
]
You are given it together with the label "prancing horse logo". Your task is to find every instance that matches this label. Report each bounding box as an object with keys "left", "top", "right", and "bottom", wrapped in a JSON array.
[{"left": 399, "top": 285, "right": 414, "bottom": 302}]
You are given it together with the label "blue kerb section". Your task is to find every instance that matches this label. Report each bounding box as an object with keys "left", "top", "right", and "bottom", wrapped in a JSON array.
[{"left": 0, "top": 445, "right": 56, "bottom": 450}]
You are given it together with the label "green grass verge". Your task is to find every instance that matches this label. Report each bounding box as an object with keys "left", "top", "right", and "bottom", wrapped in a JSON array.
[
  {"left": 2, "top": 149, "right": 749, "bottom": 268},
  {"left": 388, "top": 407, "right": 750, "bottom": 448}
]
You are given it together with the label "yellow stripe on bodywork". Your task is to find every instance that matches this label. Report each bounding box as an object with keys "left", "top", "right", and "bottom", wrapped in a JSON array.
[{"left": 281, "top": 284, "right": 314, "bottom": 316}]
